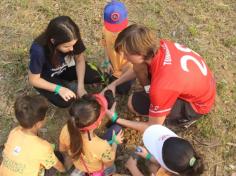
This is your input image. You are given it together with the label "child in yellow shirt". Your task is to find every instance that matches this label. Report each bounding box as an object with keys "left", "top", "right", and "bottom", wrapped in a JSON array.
[
  {"left": 59, "top": 94, "right": 123, "bottom": 176},
  {"left": 0, "top": 95, "right": 65, "bottom": 176},
  {"left": 101, "top": 0, "right": 134, "bottom": 95}
]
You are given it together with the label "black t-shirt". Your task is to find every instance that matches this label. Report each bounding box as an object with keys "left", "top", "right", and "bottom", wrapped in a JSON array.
[{"left": 29, "top": 40, "right": 86, "bottom": 77}]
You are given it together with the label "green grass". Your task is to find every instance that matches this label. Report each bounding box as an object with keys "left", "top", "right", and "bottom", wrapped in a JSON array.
[
  {"left": 223, "top": 36, "right": 236, "bottom": 48},
  {"left": 188, "top": 25, "right": 198, "bottom": 36},
  {"left": 196, "top": 115, "right": 216, "bottom": 139},
  {"left": 0, "top": 0, "right": 236, "bottom": 175}
]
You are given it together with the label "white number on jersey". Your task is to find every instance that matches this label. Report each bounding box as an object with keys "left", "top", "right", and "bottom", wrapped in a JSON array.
[{"left": 174, "top": 43, "right": 207, "bottom": 76}]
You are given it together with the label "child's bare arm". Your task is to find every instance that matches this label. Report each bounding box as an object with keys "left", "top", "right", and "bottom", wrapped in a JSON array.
[
  {"left": 60, "top": 151, "right": 73, "bottom": 171},
  {"left": 59, "top": 142, "right": 73, "bottom": 170},
  {"left": 53, "top": 160, "right": 66, "bottom": 172},
  {"left": 58, "top": 137, "right": 73, "bottom": 171},
  {"left": 125, "top": 157, "right": 144, "bottom": 176}
]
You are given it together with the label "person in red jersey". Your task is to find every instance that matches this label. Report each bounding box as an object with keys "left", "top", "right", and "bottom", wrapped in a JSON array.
[{"left": 107, "top": 24, "right": 216, "bottom": 132}]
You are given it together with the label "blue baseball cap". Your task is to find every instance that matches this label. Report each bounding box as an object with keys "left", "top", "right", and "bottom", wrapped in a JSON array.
[{"left": 103, "top": 0, "right": 128, "bottom": 32}]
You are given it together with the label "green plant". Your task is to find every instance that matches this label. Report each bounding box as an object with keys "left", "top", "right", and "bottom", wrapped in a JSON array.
[{"left": 188, "top": 25, "right": 198, "bottom": 36}]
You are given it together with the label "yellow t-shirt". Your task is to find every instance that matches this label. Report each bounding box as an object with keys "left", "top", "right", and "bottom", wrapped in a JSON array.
[
  {"left": 102, "top": 27, "right": 132, "bottom": 78},
  {"left": 59, "top": 125, "right": 115, "bottom": 172},
  {"left": 0, "top": 126, "right": 58, "bottom": 176},
  {"left": 156, "top": 167, "right": 172, "bottom": 176}
]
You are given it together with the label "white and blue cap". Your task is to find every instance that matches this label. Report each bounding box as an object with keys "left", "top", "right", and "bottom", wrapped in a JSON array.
[{"left": 143, "top": 125, "right": 179, "bottom": 175}]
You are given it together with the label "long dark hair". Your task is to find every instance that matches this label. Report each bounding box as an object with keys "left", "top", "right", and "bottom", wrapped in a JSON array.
[
  {"left": 34, "top": 16, "right": 82, "bottom": 67},
  {"left": 162, "top": 137, "right": 204, "bottom": 176},
  {"left": 67, "top": 95, "right": 100, "bottom": 160}
]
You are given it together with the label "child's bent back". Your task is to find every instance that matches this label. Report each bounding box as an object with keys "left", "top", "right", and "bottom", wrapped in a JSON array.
[{"left": 0, "top": 126, "right": 58, "bottom": 176}]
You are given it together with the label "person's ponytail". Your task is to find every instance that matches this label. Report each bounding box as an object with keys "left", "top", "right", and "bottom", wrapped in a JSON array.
[
  {"left": 66, "top": 95, "right": 101, "bottom": 160},
  {"left": 67, "top": 118, "right": 83, "bottom": 160}
]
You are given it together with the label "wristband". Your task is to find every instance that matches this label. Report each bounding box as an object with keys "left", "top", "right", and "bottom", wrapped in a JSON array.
[
  {"left": 54, "top": 85, "right": 62, "bottom": 94},
  {"left": 112, "top": 134, "right": 119, "bottom": 144},
  {"left": 101, "top": 59, "right": 110, "bottom": 68},
  {"left": 189, "top": 157, "right": 196, "bottom": 167},
  {"left": 108, "top": 133, "right": 119, "bottom": 145},
  {"left": 111, "top": 112, "right": 118, "bottom": 123},
  {"left": 145, "top": 153, "right": 151, "bottom": 160},
  {"left": 108, "top": 139, "right": 113, "bottom": 145}
]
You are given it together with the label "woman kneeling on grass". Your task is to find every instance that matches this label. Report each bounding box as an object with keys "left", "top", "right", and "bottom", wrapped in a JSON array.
[
  {"left": 126, "top": 125, "right": 204, "bottom": 176},
  {"left": 59, "top": 94, "right": 123, "bottom": 176},
  {"left": 28, "top": 16, "right": 102, "bottom": 108}
]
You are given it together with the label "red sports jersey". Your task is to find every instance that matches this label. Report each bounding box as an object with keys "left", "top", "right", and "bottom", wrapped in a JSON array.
[{"left": 149, "top": 40, "right": 216, "bottom": 117}]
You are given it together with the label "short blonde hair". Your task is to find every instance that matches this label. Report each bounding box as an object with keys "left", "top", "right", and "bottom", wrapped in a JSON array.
[{"left": 115, "top": 24, "right": 158, "bottom": 60}]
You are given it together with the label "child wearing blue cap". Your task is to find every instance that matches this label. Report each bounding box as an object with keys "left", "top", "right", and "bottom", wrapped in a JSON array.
[
  {"left": 101, "top": 0, "right": 134, "bottom": 95},
  {"left": 101, "top": 1, "right": 150, "bottom": 97}
]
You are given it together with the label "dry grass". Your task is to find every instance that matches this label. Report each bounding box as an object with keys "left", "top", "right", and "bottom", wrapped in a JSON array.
[{"left": 0, "top": 0, "right": 235, "bottom": 175}]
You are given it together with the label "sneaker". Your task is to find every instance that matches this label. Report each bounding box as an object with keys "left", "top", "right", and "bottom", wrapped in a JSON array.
[
  {"left": 174, "top": 118, "right": 198, "bottom": 128},
  {"left": 165, "top": 119, "right": 197, "bottom": 130},
  {"left": 182, "top": 120, "right": 197, "bottom": 129}
]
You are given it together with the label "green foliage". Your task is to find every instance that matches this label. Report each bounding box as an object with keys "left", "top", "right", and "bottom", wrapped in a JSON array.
[
  {"left": 223, "top": 36, "right": 236, "bottom": 48},
  {"left": 196, "top": 115, "right": 216, "bottom": 138},
  {"left": 188, "top": 25, "right": 198, "bottom": 36},
  {"left": 217, "top": 79, "right": 228, "bottom": 96}
]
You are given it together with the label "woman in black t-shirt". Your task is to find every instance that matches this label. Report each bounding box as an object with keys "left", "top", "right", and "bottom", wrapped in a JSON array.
[{"left": 29, "top": 16, "right": 101, "bottom": 108}]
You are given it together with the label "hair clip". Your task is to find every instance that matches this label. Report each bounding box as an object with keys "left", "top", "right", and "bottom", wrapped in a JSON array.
[{"left": 189, "top": 157, "right": 196, "bottom": 167}]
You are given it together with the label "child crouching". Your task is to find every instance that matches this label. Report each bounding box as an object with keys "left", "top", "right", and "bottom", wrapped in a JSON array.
[
  {"left": 59, "top": 94, "right": 123, "bottom": 176},
  {"left": 0, "top": 95, "right": 65, "bottom": 176}
]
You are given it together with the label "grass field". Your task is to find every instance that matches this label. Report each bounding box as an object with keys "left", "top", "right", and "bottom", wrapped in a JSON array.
[{"left": 0, "top": 0, "right": 235, "bottom": 175}]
